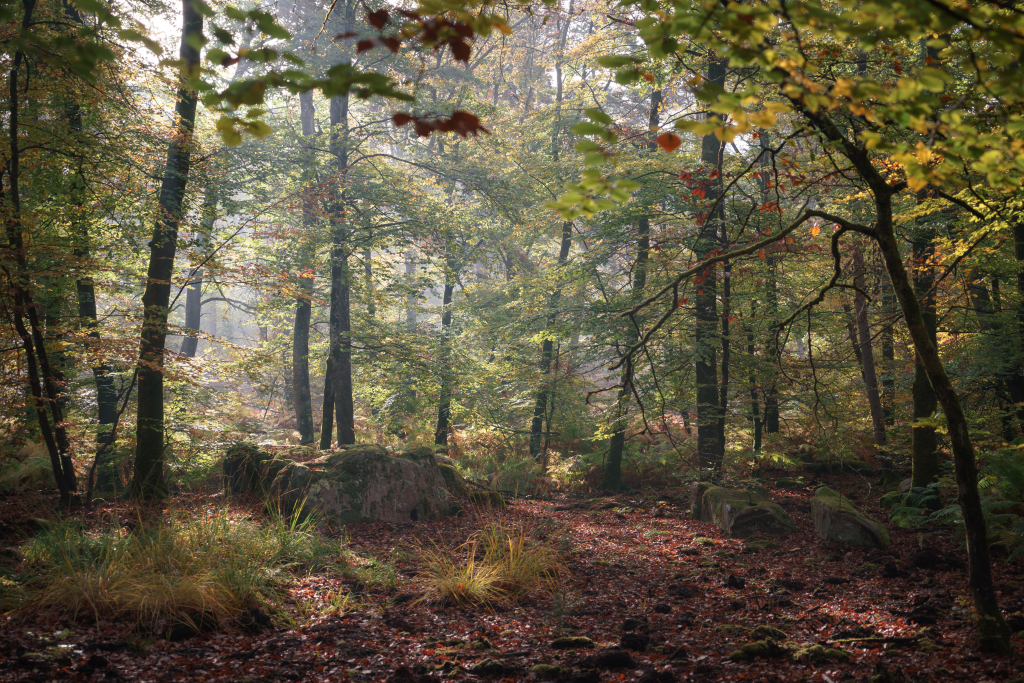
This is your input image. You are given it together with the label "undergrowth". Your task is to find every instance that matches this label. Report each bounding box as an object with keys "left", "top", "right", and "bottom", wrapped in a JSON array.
[
  {"left": 418, "top": 520, "right": 565, "bottom": 607},
  {"left": 15, "top": 505, "right": 346, "bottom": 630}
]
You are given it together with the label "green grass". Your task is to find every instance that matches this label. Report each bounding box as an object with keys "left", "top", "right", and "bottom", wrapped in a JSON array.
[{"left": 17, "top": 505, "right": 345, "bottom": 630}]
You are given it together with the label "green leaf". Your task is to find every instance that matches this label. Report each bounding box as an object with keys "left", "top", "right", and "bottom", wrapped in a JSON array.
[{"left": 585, "top": 108, "right": 613, "bottom": 125}]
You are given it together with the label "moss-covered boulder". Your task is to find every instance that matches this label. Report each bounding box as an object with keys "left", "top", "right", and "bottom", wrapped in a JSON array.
[
  {"left": 692, "top": 484, "right": 795, "bottom": 537},
  {"left": 811, "top": 486, "right": 890, "bottom": 549},
  {"left": 224, "top": 443, "right": 451, "bottom": 523}
]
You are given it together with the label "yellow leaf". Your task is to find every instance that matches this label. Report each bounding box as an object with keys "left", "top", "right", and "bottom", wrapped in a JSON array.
[
  {"left": 749, "top": 109, "right": 777, "bottom": 128},
  {"left": 907, "top": 176, "right": 928, "bottom": 191}
]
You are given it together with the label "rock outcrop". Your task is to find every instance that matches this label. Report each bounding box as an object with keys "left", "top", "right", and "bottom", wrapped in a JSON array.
[
  {"left": 690, "top": 482, "right": 795, "bottom": 537},
  {"left": 811, "top": 486, "right": 890, "bottom": 549},
  {"left": 224, "top": 443, "right": 452, "bottom": 523}
]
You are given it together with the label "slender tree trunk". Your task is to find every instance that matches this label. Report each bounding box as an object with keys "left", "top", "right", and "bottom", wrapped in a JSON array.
[
  {"left": 57, "top": 0, "right": 119, "bottom": 487},
  {"left": 718, "top": 236, "right": 731, "bottom": 461},
  {"left": 746, "top": 303, "right": 762, "bottom": 452},
  {"left": 180, "top": 187, "right": 215, "bottom": 359},
  {"left": 911, "top": 218, "right": 939, "bottom": 485},
  {"left": 881, "top": 280, "right": 896, "bottom": 425},
  {"left": 292, "top": 91, "right": 316, "bottom": 445},
  {"left": 327, "top": 93, "right": 355, "bottom": 446},
  {"left": 319, "top": 355, "right": 335, "bottom": 449},
  {"left": 842, "top": 303, "right": 864, "bottom": 373},
  {"left": 434, "top": 278, "right": 455, "bottom": 446},
  {"left": 4, "top": 0, "right": 76, "bottom": 501},
  {"left": 852, "top": 246, "right": 888, "bottom": 455},
  {"left": 603, "top": 88, "right": 660, "bottom": 489},
  {"left": 529, "top": 12, "right": 575, "bottom": 459},
  {"left": 696, "top": 55, "right": 726, "bottom": 468},
  {"left": 801, "top": 100, "right": 1009, "bottom": 649},
  {"left": 131, "top": 0, "right": 202, "bottom": 498}
]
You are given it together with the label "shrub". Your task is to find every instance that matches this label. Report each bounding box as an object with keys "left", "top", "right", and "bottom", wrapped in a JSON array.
[
  {"left": 418, "top": 520, "right": 565, "bottom": 606},
  {"left": 19, "top": 505, "right": 345, "bottom": 630}
]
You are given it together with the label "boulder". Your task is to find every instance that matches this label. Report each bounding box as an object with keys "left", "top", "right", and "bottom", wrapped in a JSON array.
[
  {"left": 691, "top": 484, "right": 795, "bottom": 537},
  {"left": 811, "top": 486, "right": 890, "bottom": 549},
  {"left": 224, "top": 443, "right": 452, "bottom": 523}
]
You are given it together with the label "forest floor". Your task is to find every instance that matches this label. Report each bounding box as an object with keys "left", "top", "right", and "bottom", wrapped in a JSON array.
[{"left": 1, "top": 473, "right": 1023, "bottom": 683}]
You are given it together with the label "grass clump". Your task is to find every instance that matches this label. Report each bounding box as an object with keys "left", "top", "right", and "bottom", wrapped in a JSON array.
[
  {"left": 419, "top": 520, "right": 565, "bottom": 607},
  {"left": 19, "top": 505, "right": 345, "bottom": 630}
]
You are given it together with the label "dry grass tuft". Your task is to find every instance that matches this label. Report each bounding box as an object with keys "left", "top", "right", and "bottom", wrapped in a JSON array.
[{"left": 418, "top": 520, "right": 565, "bottom": 607}]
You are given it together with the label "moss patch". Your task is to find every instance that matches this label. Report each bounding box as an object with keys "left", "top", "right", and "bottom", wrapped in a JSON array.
[
  {"left": 551, "top": 636, "right": 594, "bottom": 649},
  {"left": 791, "top": 644, "right": 851, "bottom": 664},
  {"left": 728, "top": 640, "right": 788, "bottom": 661}
]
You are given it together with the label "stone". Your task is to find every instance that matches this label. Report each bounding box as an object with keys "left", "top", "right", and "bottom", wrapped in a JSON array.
[
  {"left": 528, "top": 664, "right": 561, "bottom": 679},
  {"left": 470, "top": 658, "right": 504, "bottom": 675},
  {"left": 551, "top": 636, "right": 594, "bottom": 649},
  {"left": 728, "top": 640, "right": 788, "bottom": 661},
  {"left": 775, "top": 477, "right": 804, "bottom": 488},
  {"left": 752, "top": 625, "right": 787, "bottom": 641},
  {"left": 691, "top": 484, "right": 795, "bottom": 537},
  {"left": 811, "top": 487, "right": 890, "bottom": 549},
  {"left": 790, "top": 644, "right": 851, "bottom": 664},
  {"left": 224, "top": 443, "right": 452, "bottom": 523}
]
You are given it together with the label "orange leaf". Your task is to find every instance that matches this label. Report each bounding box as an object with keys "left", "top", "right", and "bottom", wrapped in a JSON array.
[
  {"left": 758, "top": 250, "right": 767, "bottom": 259},
  {"left": 810, "top": 224, "right": 821, "bottom": 236},
  {"left": 656, "top": 132, "right": 682, "bottom": 153}
]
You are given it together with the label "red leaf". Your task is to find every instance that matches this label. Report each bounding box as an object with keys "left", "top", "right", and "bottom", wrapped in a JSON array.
[
  {"left": 356, "top": 39, "right": 376, "bottom": 54},
  {"left": 656, "top": 132, "right": 682, "bottom": 153},
  {"left": 366, "top": 9, "right": 390, "bottom": 29}
]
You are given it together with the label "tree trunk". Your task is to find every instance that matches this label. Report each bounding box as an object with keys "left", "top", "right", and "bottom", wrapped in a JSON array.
[
  {"left": 852, "top": 246, "right": 888, "bottom": 455},
  {"left": 746, "top": 304, "right": 762, "bottom": 452},
  {"left": 292, "top": 91, "right": 316, "bottom": 445},
  {"left": 5, "top": 0, "right": 75, "bottom": 502},
  {"left": 131, "top": 0, "right": 202, "bottom": 498},
  {"left": 319, "top": 355, "right": 335, "bottom": 449},
  {"left": 327, "top": 93, "right": 355, "bottom": 446},
  {"left": 180, "top": 187, "right": 215, "bottom": 359},
  {"left": 881, "top": 280, "right": 896, "bottom": 425},
  {"left": 603, "top": 88, "right": 660, "bottom": 489},
  {"left": 696, "top": 55, "right": 726, "bottom": 468},
  {"left": 529, "top": 10, "right": 574, "bottom": 459},
  {"left": 434, "top": 278, "right": 455, "bottom": 446},
  {"left": 911, "top": 213, "right": 939, "bottom": 486},
  {"left": 57, "top": 0, "right": 119, "bottom": 488},
  {"left": 874, "top": 199, "right": 1010, "bottom": 652}
]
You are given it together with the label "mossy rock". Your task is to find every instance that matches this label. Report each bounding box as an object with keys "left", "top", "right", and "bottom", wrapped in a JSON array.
[
  {"left": 790, "top": 644, "right": 850, "bottom": 664},
  {"left": 752, "top": 625, "right": 787, "bottom": 641},
  {"left": 879, "top": 490, "right": 902, "bottom": 510},
  {"left": 470, "top": 658, "right": 505, "bottom": 675},
  {"left": 743, "top": 536, "right": 780, "bottom": 553},
  {"left": 728, "top": 640, "right": 788, "bottom": 661},
  {"left": 224, "top": 443, "right": 451, "bottom": 523},
  {"left": 812, "top": 486, "right": 890, "bottom": 549},
  {"left": 438, "top": 463, "right": 472, "bottom": 498},
  {"left": 551, "top": 636, "right": 594, "bottom": 649},
  {"left": 695, "top": 484, "right": 795, "bottom": 537},
  {"left": 528, "top": 664, "right": 561, "bottom": 679}
]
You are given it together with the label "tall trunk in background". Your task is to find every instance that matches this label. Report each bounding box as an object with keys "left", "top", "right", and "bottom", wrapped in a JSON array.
[
  {"left": 327, "top": 91, "right": 355, "bottom": 446},
  {"left": 62, "top": 0, "right": 118, "bottom": 486},
  {"left": 319, "top": 355, "right": 335, "bottom": 448},
  {"left": 717, "top": 172, "right": 730, "bottom": 462},
  {"left": 405, "top": 250, "right": 418, "bottom": 331},
  {"left": 180, "top": 186, "right": 215, "bottom": 358},
  {"left": 293, "top": 91, "right": 316, "bottom": 445},
  {"left": 852, "top": 246, "right": 888, "bottom": 456},
  {"left": 910, "top": 213, "right": 939, "bottom": 489},
  {"left": 3, "top": 0, "right": 74, "bottom": 503},
  {"left": 696, "top": 54, "right": 726, "bottom": 469},
  {"left": 131, "top": 0, "right": 202, "bottom": 497},
  {"left": 746, "top": 302, "right": 762, "bottom": 452},
  {"left": 433, "top": 271, "right": 456, "bottom": 446},
  {"left": 843, "top": 303, "right": 865, "bottom": 373},
  {"left": 880, "top": 280, "right": 896, "bottom": 425},
  {"left": 757, "top": 131, "right": 780, "bottom": 435},
  {"left": 603, "top": 88, "right": 660, "bottom": 489},
  {"left": 528, "top": 5, "right": 574, "bottom": 460}
]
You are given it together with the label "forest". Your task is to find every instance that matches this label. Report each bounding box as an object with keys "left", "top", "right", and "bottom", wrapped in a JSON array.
[{"left": 2, "top": 0, "right": 1024, "bottom": 680}]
